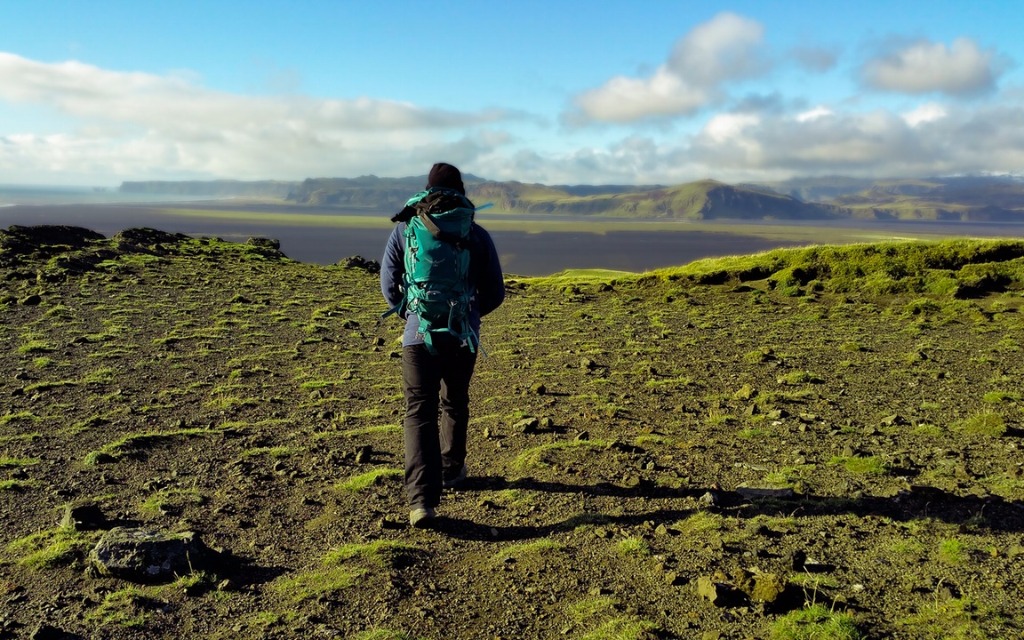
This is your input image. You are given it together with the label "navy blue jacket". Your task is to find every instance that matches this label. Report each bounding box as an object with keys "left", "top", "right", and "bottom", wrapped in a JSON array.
[{"left": 381, "top": 222, "right": 505, "bottom": 347}]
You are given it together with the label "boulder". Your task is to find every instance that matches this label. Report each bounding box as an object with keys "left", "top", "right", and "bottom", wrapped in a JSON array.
[
  {"left": 354, "top": 445, "right": 373, "bottom": 463},
  {"left": 60, "top": 504, "right": 108, "bottom": 531},
  {"left": 246, "top": 236, "right": 280, "bottom": 251},
  {"left": 880, "top": 413, "right": 908, "bottom": 427},
  {"left": 88, "top": 528, "right": 212, "bottom": 583},
  {"left": 732, "top": 384, "right": 756, "bottom": 401},
  {"left": 696, "top": 576, "right": 746, "bottom": 607},
  {"left": 514, "top": 417, "right": 539, "bottom": 434},
  {"left": 749, "top": 572, "right": 788, "bottom": 604},
  {"left": 114, "top": 228, "right": 189, "bottom": 247},
  {"left": 338, "top": 255, "right": 380, "bottom": 273},
  {"left": 1, "top": 225, "right": 104, "bottom": 255},
  {"left": 238, "top": 236, "right": 287, "bottom": 259}
]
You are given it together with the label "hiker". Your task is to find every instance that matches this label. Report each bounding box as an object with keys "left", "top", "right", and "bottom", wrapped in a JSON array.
[{"left": 380, "top": 162, "right": 505, "bottom": 528}]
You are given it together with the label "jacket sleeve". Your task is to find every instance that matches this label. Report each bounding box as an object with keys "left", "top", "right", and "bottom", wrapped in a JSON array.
[
  {"left": 472, "top": 225, "right": 505, "bottom": 317},
  {"left": 380, "top": 225, "right": 405, "bottom": 311}
]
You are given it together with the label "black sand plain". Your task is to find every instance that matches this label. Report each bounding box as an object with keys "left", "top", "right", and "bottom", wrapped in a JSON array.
[{"left": 3, "top": 202, "right": 1022, "bottom": 275}]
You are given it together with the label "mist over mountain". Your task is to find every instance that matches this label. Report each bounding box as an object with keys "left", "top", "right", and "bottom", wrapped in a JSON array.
[
  {"left": 744, "top": 176, "right": 880, "bottom": 202},
  {"left": 823, "top": 176, "right": 1024, "bottom": 221},
  {"left": 120, "top": 180, "right": 294, "bottom": 199}
]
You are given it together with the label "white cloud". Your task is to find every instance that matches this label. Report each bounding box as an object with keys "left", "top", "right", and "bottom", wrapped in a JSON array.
[
  {"left": 1, "top": 42, "right": 1022, "bottom": 188},
  {"left": 569, "top": 12, "right": 765, "bottom": 123},
  {"left": 795, "top": 106, "right": 833, "bottom": 122},
  {"left": 665, "top": 12, "right": 767, "bottom": 85},
  {"left": 488, "top": 97, "right": 1024, "bottom": 186},
  {"left": 688, "top": 103, "right": 1024, "bottom": 178},
  {"left": 902, "top": 103, "right": 947, "bottom": 127},
  {"left": 572, "top": 68, "right": 712, "bottom": 123},
  {"left": 0, "top": 53, "right": 511, "bottom": 132},
  {"left": 861, "top": 38, "right": 1005, "bottom": 96},
  {"left": 702, "top": 113, "right": 760, "bottom": 142},
  {"left": 0, "top": 52, "right": 524, "bottom": 183}
]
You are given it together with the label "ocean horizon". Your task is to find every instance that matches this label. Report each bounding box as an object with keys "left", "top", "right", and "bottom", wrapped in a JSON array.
[{"left": 0, "top": 184, "right": 214, "bottom": 207}]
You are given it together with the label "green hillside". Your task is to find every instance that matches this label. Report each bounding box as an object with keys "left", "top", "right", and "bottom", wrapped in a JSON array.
[
  {"left": 280, "top": 176, "right": 835, "bottom": 219},
  {"left": 285, "top": 175, "right": 427, "bottom": 209},
  {"left": 468, "top": 179, "right": 837, "bottom": 219},
  {"left": 3, "top": 225, "right": 1024, "bottom": 638}
]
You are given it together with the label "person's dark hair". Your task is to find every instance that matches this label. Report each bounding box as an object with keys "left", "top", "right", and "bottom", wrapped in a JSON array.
[{"left": 427, "top": 162, "right": 465, "bottom": 195}]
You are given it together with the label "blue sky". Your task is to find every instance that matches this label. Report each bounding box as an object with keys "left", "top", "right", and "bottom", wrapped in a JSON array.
[{"left": 2, "top": 0, "right": 1023, "bottom": 186}]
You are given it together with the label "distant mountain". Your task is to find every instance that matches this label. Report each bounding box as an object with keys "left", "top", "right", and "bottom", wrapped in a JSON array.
[
  {"left": 642, "top": 180, "right": 838, "bottom": 220},
  {"left": 283, "top": 174, "right": 508, "bottom": 210},
  {"left": 118, "top": 176, "right": 841, "bottom": 220},
  {"left": 554, "top": 184, "right": 663, "bottom": 197},
  {"left": 120, "top": 174, "right": 1024, "bottom": 222},
  {"left": 463, "top": 179, "right": 837, "bottom": 219},
  {"left": 282, "top": 176, "right": 655, "bottom": 212},
  {"left": 831, "top": 176, "right": 1024, "bottom": 221}
]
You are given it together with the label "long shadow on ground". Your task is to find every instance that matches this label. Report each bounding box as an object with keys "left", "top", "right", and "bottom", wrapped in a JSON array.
[{"left": 433, "top": 476, "right": 1024, "bottom": 541}]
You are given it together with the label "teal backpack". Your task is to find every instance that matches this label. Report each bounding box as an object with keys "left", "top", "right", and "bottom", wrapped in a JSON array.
[{"left": 385, "top": 188, "right": 478, "bottom": 353}]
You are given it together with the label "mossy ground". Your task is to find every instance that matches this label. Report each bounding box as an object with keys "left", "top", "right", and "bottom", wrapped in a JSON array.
[{"left": 2, "top": 231, "right": 1024, "bottom": 638}]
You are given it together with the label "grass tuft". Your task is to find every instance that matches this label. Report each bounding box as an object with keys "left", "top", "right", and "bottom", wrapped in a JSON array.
[
  {"left": 269, "top": 565, "right": 366, "bottom": 603},
  {"left": 85, "top": 587, "right": 155, "bottom": 628},
  {"left": 83, "top": 427, "right": 216, "bottom": 465},
  {"left": 511, "top": 439, "right": 608, "bottom": 470},
  {"left": 828, "top": 455, "right": 888, "bottom": 475},
  {"left": 769, "top": 604, "right": 863, "bottom": 640},
  {"left": 7, "top": 527, "right": 98, "bottom": 569},
  {"left": 324, "top": 540, "right": 419, "bottom": 566},
  {"left": 953, "top": 412, "right": 1007, "bottom": 437},
  {"left": 0, "top": 456, "right": 41, "bottom": 469},
  {"left": 615, "top": 537, "right": 651, "bottom": 557},
  {"left": 335, "top": 468, "right": 403, "bottom": 492}
]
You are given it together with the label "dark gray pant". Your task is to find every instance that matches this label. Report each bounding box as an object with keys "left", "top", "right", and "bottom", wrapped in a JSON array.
[{"left": 401, "top": 341, "right": 477, "bottom": 509}]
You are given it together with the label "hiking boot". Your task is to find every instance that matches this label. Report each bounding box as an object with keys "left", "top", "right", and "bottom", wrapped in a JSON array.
[
  {"left": 409, "top": 507, "right": 436, "bottom": 528},
  {"left": 442, "top": 465, "right": 467, "bottom": 489}
]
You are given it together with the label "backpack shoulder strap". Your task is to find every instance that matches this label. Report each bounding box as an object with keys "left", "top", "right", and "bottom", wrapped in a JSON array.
[
  {"left": 416, "top": 210, "right": 469, "bottom": 248},
  {"left": 390, "top": 188, "right": 474, "bottom": 223}
]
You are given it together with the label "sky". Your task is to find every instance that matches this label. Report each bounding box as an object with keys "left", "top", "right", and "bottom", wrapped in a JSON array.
[{"left": 2, "top": 0, "right": 1023, "bottom": 187}]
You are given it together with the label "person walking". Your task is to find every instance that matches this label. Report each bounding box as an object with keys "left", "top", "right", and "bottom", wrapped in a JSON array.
[{"left": 380, "top": 162, "right": 505, "bottom": 528}]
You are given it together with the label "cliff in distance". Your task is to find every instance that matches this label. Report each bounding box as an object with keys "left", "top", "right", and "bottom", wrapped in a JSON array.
[{"left": 118, "top": 174, "right": 1024, "bottom": 222}]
